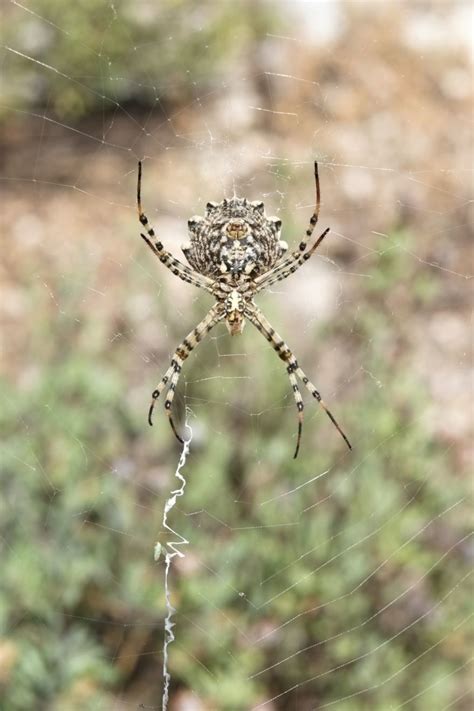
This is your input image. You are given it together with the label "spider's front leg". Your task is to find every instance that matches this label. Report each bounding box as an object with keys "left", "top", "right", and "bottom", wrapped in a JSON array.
[
  {"left": 148, "top": 306, "right": 223, "bottom": 443},
  {"left": 254, "top": 161, "right": 330, "bottom": 293},
  {"left": 137, "top": 161, "right": 214, "bottom": 294},
  {"left": 254, "top": 227, "right": 330, "bottom": 293},
  {"left": 245, "top": 303, "right": 351, "bottom": 458},
  {"left": 298, "top": 160, "right": 321, "bottom": 253}
]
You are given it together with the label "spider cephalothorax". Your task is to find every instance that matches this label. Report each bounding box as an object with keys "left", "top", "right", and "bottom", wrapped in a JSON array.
[{"left": 137, "top": 161, "right": 351, "bottom": 458}]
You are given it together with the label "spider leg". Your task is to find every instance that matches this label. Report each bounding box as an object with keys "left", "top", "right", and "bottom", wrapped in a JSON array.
[
  {"left": 297, "top": 160, "right": 321, "bottom": 254},
  {"left": 245, "top": 304, "right": 351, "bottom": 457},
  {"left": 140, "top": 233, "right": 214, "bottom": 293},
  {"left": 137, "top": 162, "right": 214, "bottom": 294},
  {"left": 254, "top": 161, "right": 328, "bottom": 292},
  {"left": 254, "top": 227, "right": 330, "bottom": 293},
  {"left": 245, "top": 307, "right": 304, "bottom": 457},
  {"left": 148, "top": 306, "right": 223, "bottom": 443}
]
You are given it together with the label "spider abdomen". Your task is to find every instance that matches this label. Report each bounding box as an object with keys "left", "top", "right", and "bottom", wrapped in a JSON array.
[
  {"left": 182, "top": 198, "right": 286, "bottom": 279},
  {"left": 219, "top": 236, "right": 259, "bottom": 277}
]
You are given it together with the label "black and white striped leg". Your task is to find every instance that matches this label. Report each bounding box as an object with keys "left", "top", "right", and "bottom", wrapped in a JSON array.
[
  {"left": 148, "top": 307, "right": 223, "bottom": 443},
  {"left": 287, "top": 360, "right": 305, "bottom": 459},
  {"left": 245, "top": 307, "right": 304, "bottom": 457},
  {"left": 297, "top": 160, "right": 321, "bottom": 254},
  {"left": 254, "top": 227, "right": 330, "bottom": 293},
  {"left": 254, "top": 161, "right": 330, "bottom": 292},
  {"left": 140, "top": 232, "right": 214, "bottom": 292},
  {"left": 137, "top": 162, "right": 214, "bottom": 294},
  {"left": 246, "top": 305, "right": 351, "bottom": 457},
  {"left": 294, "top": 364, "right": 352, "bottom": 452}
]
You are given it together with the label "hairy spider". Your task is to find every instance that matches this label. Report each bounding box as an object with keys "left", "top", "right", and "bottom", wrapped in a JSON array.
[{"left": 137, "top": 161, "right": 351, "bottom": 458}]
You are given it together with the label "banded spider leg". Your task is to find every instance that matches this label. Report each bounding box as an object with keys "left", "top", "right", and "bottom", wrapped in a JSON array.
[
  {"left": 245, "top": 303, "right": 351, "bottom": 458},
  {"left": 254, "top": 227, "right": 330, "bottom": 293},
  {"left": 137, "top": 161, "right": 214, "bottom": 294},
  {"left": 254, "top": 160, "right": 325, "bottom": 291},
  {"left": 148, "top": 306, "right": 223, "bottom": 443}
]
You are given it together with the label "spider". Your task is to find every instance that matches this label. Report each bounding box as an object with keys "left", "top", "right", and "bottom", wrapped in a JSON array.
[{"left": 137, "top": 160, "right": 351, "bottom": 458}]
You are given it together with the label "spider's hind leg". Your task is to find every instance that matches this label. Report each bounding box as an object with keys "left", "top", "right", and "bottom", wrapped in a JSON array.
[
  {"left": 147, "top": 361, "right": 174, "bottom": 426},
  {"left": 163, "top": 357, "right": 185, "bottom": 444},
  {"left": 245, "top": 304, "right": 351, "bottom": 456},
  {"left": 287, "top": 361, "right": 305, "bottom": 459},
  {"left": 147, "top": 306, "right": 223, "bottom": 445},
  {"left": 295, "top": 364, "right": 352, "bottom": 451},
  {"left": 147, "top": 355, "right": 188, "bottom": 445},
  {"left": 245, "top": 306, "right": 305, "bottom": 457}
]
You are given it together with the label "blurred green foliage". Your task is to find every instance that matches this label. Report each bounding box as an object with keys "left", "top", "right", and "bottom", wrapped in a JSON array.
[
  {"left": 0, "top": 233, "right": 471, "bottom": 709},
  {"left": 4, "top": 0, "right": 274, "bottom": 120}
]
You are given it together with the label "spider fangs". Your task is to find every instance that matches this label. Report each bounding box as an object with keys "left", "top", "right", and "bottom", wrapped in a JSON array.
[{"left": 137, "top": 161, "right": 351, "bottom": 458}]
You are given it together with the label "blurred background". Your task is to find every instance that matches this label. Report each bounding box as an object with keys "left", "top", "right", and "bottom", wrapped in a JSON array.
[{"left": 1, "top": 1, "right": 473, "bottom": 709}]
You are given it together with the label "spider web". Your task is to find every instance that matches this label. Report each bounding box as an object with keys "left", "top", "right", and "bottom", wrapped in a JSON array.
[{"left": 1, "top": 1, "right": 473, "bottom": 710}]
